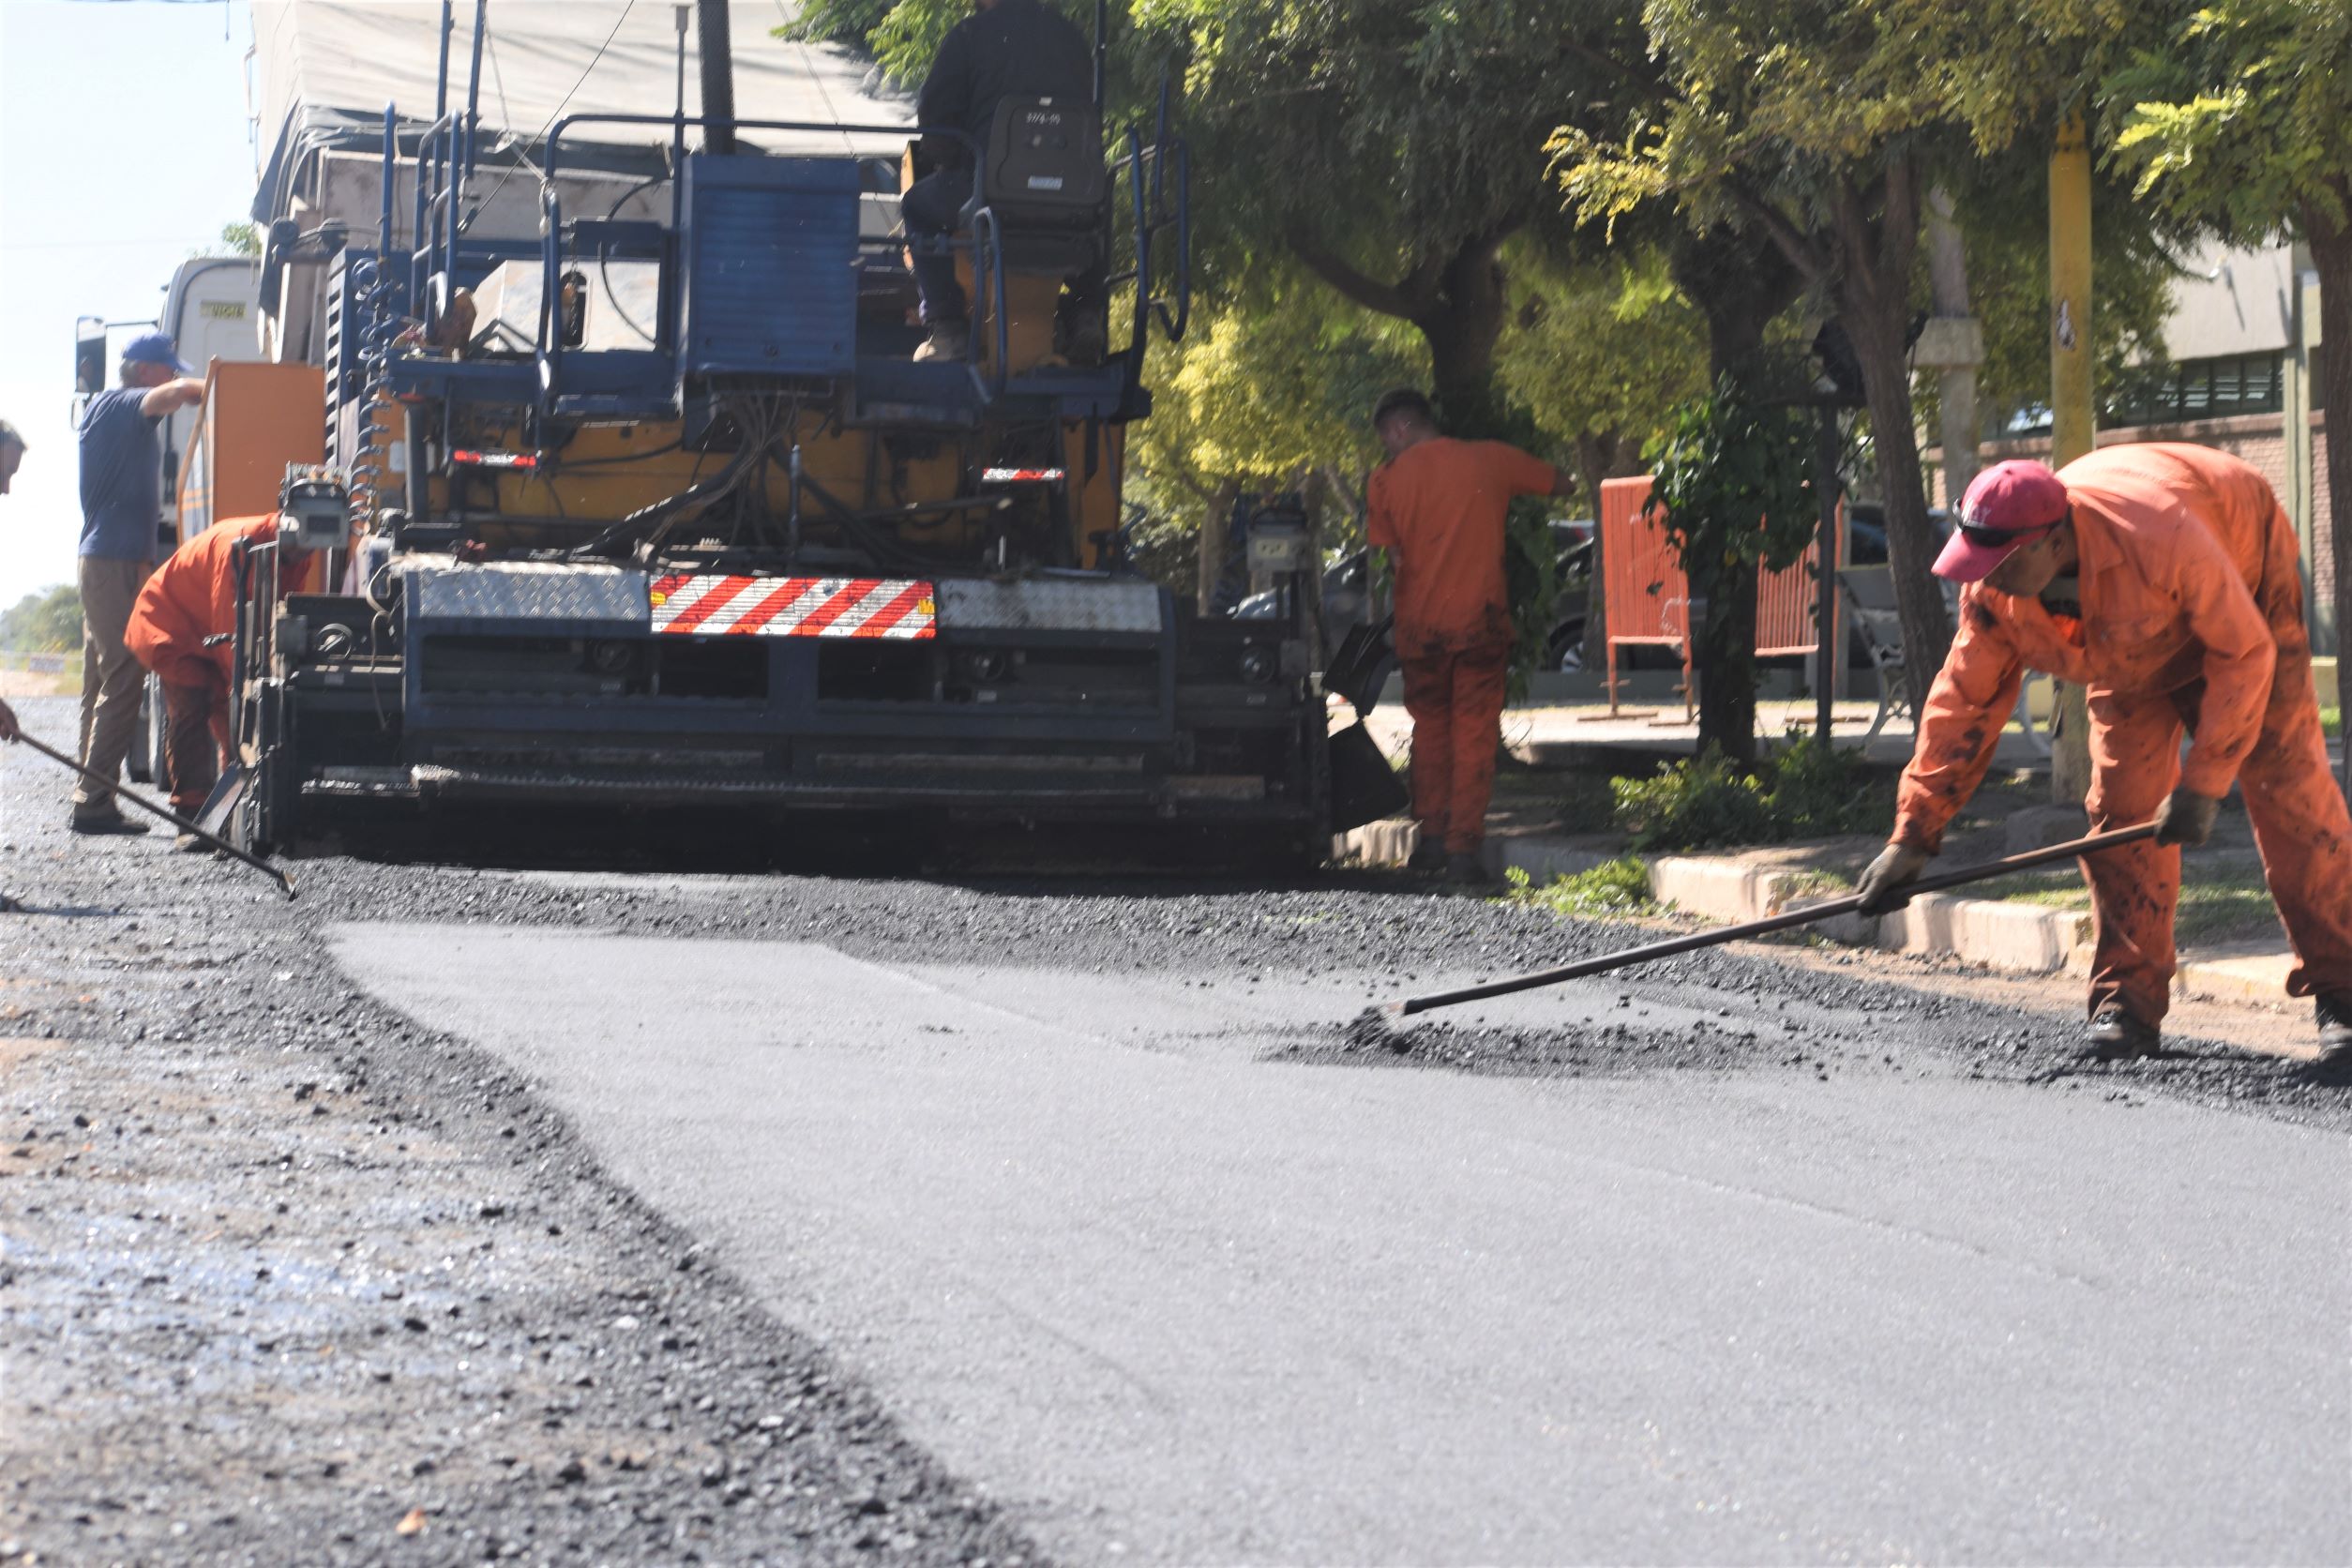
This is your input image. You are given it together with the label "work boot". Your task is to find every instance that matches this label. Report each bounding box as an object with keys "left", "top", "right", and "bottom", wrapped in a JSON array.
[
  {"left": 2082, "top": 1003, "right": 2162, "bottom": 1061},
  {"left": 68, "top": 807, "right": 149, "bottom": 837},
  {"left": 1445, "top": 851, "right": 1490, "bottom": 887},
  {"left": 1406, "top": 835, "right": 1447, "bottom": 874},
  {"left": 2316, "top": 991, "right": 2352, "bottom": 1059},
  {"left": 912, "top": 320, "right": 969, "bottom": 363}
]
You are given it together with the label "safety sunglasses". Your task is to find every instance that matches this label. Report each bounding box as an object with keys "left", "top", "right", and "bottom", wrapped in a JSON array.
[{"left": 1955, "top": 516, "right": 2059, "bottom": 550}]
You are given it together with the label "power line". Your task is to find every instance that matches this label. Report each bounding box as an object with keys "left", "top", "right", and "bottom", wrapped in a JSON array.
[{"left": 462, "top": 1, "right": 638, "bottom": 230}]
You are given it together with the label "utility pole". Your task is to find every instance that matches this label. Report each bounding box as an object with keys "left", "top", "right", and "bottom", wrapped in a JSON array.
[{"left": 2048, "top": 111, "right": 2095, "bottom": 805}]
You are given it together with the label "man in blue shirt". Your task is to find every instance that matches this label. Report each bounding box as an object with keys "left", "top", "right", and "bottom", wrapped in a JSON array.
[{"left": 71, "top": 332, "right": 202, "bottom": 834}]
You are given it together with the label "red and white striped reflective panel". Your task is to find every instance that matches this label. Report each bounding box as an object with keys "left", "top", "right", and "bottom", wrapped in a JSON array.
[{"left": 648, "top": 575, "right": 937, "bottom": 640}]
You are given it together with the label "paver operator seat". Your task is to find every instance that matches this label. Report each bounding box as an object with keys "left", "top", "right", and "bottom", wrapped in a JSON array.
[{"left": 948, "top": 93, "right": 1110, "bottom": 364}]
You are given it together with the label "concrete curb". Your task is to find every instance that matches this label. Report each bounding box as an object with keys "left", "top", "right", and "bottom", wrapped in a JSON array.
[
  {"left": 1336, "top": 819, "right": 2088, "bottom": 978},
  {"left": 1334, "top": 819, "right": 2293, "bottom": 1002}
]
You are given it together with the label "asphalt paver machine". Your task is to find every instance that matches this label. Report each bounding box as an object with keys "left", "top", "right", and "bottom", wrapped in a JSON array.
[{"left": 214, "top": 0, "right": 1385, "bottom": 865}]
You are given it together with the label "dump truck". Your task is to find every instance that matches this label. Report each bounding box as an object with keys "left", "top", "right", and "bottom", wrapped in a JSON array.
[{"left": 184, "top": 0, "right": 1386, "bottom": 867}]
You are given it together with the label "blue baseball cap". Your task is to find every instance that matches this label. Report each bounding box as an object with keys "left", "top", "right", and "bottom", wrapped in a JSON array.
[{"left": 122, "top": 331, "right": 195, "bottom": 375}]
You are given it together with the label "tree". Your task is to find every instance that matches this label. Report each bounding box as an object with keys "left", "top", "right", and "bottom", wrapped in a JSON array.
[
  {"left": 1553, "top": 0, "right": 1968, "bottom": 714},
  {"left": 1125, "top": 285, "right": 1417, "bottom": 610},
  {"left": 1927, "top": 158, "right": 2180, "bottom": 447},
  {"left": 1644, "top": 379, "right": 1818, "bottom": 760},
  {"left": 2105, "top": 0, "right": 2352, "bottom": 791},
  {"left": 1559, "top": 0, "right": 2204, "bottom": 719},
  {"left": 0, "top": 585, "right": 83, "bottom": 653},
  {"left": 1499, "top": 247, "right": 1710, "bottom": 665}
]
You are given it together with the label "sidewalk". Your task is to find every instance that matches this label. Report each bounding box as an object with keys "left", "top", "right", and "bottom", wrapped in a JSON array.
[
  {"left": 1338, "top": 697, "right": 2327, "bottom": 1009},
  {"left": 1341, "top": 814, "right": 2295, "bottom": 1004},
  {"left": 1361, "top": 699, "right": 2055, "bottom": 771}
]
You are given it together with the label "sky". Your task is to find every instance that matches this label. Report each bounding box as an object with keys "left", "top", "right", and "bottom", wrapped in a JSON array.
[{"left": 0, "top": 0, "right": 259, "bottom": 611}]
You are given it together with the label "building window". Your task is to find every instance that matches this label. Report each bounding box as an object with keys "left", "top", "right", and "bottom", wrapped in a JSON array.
[{"left": 2114, "top": 353, "right": 2286, "bottom": 425}]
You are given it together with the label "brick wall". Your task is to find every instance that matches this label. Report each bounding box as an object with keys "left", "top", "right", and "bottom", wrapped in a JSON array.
[{"left": 1926, "top": 411, "right": 2336, "bottom": 652}]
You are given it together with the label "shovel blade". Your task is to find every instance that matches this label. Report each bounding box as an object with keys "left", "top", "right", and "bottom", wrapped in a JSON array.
[{"left": 194, "top": 762, "right": 250, "bottom": 842}]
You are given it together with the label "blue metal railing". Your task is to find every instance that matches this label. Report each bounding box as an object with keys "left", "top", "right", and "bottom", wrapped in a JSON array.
[{"left": 379, "top": 98, "right": 1188, "bottom": 419}]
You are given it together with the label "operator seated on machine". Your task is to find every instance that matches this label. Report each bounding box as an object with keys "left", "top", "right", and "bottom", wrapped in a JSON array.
[
  {"left": 903, "top": 0, "right": 1101, "bottom": 364},
  {"left": 123, "top": 492, "right": 340, "bottom": 850}
]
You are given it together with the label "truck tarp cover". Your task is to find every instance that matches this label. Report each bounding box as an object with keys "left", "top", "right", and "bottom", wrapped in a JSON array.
[{"left": 251, "top": 1, "right": 907, "bottom": 219}]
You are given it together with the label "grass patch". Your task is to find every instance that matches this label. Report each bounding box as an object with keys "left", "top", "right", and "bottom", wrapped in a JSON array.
[
  {"left": 1500, "top": 855, "right": 1658, "bottom": 917},
  {"left": 1994, "top": 860, "right": 2279, "bottom": 945},
  {"left": 1778, "top": 867, "right": 1855, "bottom": 899}
]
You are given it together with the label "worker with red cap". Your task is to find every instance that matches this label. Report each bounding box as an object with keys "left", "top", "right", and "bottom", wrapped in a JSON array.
[
  {"left": 125, "top": 514, "right": 320, "bottom": 848},
  {"left": 1855, "top": 444, "right": 2352, "bottom": 1064}
]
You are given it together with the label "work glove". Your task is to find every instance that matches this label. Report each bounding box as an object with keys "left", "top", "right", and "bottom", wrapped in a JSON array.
[
  {"left": 2152, "top": 786, "right": 2220, "bottom": 848},
  {"left": 1855, "top": 842, "right": 1932, "bottom": 916}
]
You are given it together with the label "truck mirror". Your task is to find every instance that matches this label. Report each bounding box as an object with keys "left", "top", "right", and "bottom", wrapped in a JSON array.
[{"left": 74, "top": 316, "right": 106, "bottom": 396}]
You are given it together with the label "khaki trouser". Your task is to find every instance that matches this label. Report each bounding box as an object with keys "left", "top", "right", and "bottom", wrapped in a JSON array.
[{"left": 73, "top": 555, "right": 151, "bottom": 813}]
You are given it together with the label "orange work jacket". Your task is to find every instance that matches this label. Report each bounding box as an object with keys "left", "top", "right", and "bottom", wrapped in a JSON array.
[
  {"left": 126, "top": 514, "right": 316, "bottom": 691},
  {"left": 1893, "top": 444, "right": 2289, "bottom": 851},
  {"left": 1367, "top": 436, "right": 1556, "bottom": 659}
]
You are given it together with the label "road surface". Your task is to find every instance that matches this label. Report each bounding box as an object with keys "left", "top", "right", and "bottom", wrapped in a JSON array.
[
  {"left": 336, "top": 912, "right": 2347, "bottom": 1564},
  {"left": 2, "top": 693, "right": 2344, "bottom": 1564}
]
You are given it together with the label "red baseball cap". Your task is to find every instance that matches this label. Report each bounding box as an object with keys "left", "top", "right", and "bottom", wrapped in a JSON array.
[{"left": 1935, "top": 460, "right": 2070, "bottom": 582}]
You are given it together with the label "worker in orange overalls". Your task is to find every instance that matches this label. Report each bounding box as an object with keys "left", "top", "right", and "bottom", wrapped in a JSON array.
[
  {"left": 1854, "top": 447, "right": 2352, "bottom": 1064},
  {"left": 1366, "top": 389, "right": 1571, "bottom": 884},
  {"left": 125, "top": 514, "right": 319, "bottom": 848}
]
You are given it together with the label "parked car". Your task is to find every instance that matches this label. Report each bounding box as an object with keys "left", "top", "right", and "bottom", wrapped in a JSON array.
[{"left": 1844, "top": 501, "right": 1952, "bottom": 566}]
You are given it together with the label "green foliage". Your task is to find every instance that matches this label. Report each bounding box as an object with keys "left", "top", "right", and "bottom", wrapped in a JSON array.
[
  {"left": 1643, "top": 380, "right": 1816, "bottom": 579},
  {"left": 1609, "top": 735, "right": 1887, "bottom": 851},
  {"left": 2107, "top": 0, "right": 2352, "bottom": 239},
  {"left": 1498, "top": 249, "right": 1707, "bottom": 479},
  {"left": 1639, "top": 377, "right": 1815, "bottom": 741},
  {"left": 1935, "top": 162, "right": 2183, "bottom": 435},
  {"left": 1610, "top": 751, "right": 1778, "bottom": 851},
  {"left": 1500, "top": 855, "right": 1658, "bottom": 917},
  {"left": 1760, "top": 733, "right": 1884, "bottom": 837},
  {"left": 0, "top": 584, "right": 82, "bottom": 653}
]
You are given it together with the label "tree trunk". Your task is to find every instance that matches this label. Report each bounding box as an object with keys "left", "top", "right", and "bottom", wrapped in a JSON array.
[
  {"left": 1414, "top": 241, "right": 1512, "bottom": 436},
  {"left": 1692, "top": 545, "right": 1762, "bottom": 761},
  {"left": 1832, "top": 165, "right": 1952, "bottom": 713},
  {"left": 1196, "top": 477, "right": 1240, "bottom": 617},
  {"left": 2301, "top": 184, "right": 2352, "bottom": 797},
  {"left": 1667, "top": 226, "right": 1804, "bottom": 762}
]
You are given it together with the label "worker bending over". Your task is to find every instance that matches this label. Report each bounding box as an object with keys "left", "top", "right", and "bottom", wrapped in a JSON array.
[
  {"left": 1855, "top": 447, "right": 2352, "bottom": 1063},
  {"left": 125, "top": 514, "right": 319, "bottom": 849},
  {"left": 1366, "top": 389, "right": 1571, "bottom": 884}
]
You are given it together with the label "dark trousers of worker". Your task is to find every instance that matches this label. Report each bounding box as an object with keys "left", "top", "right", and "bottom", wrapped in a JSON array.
[
  {"left": 2080, "top": 579, "right": 2352, "bottom": 1026},
  {"left": 73, "top": 556, "right": 151, "bottom": 813},
  {"left": 1400, "top": 641, "right": 1511, "bottom": 856},
  {"left": 901, "top": 169, "right": 973, "bottom": 327},
  {"left": 159, "top": 678, "right": 230, "bottom": 820},
  {"left": 901, "top": 168, "right": 1108, "bottom": 333}
]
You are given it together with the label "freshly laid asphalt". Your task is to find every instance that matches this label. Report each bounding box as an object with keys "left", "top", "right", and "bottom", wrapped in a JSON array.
[
  {"left": 5, "top": 688, "right": 2346, "bottom": 1565},
  {"left": 337, "top": 918, "right": 2352, "bottom": 1566}
]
